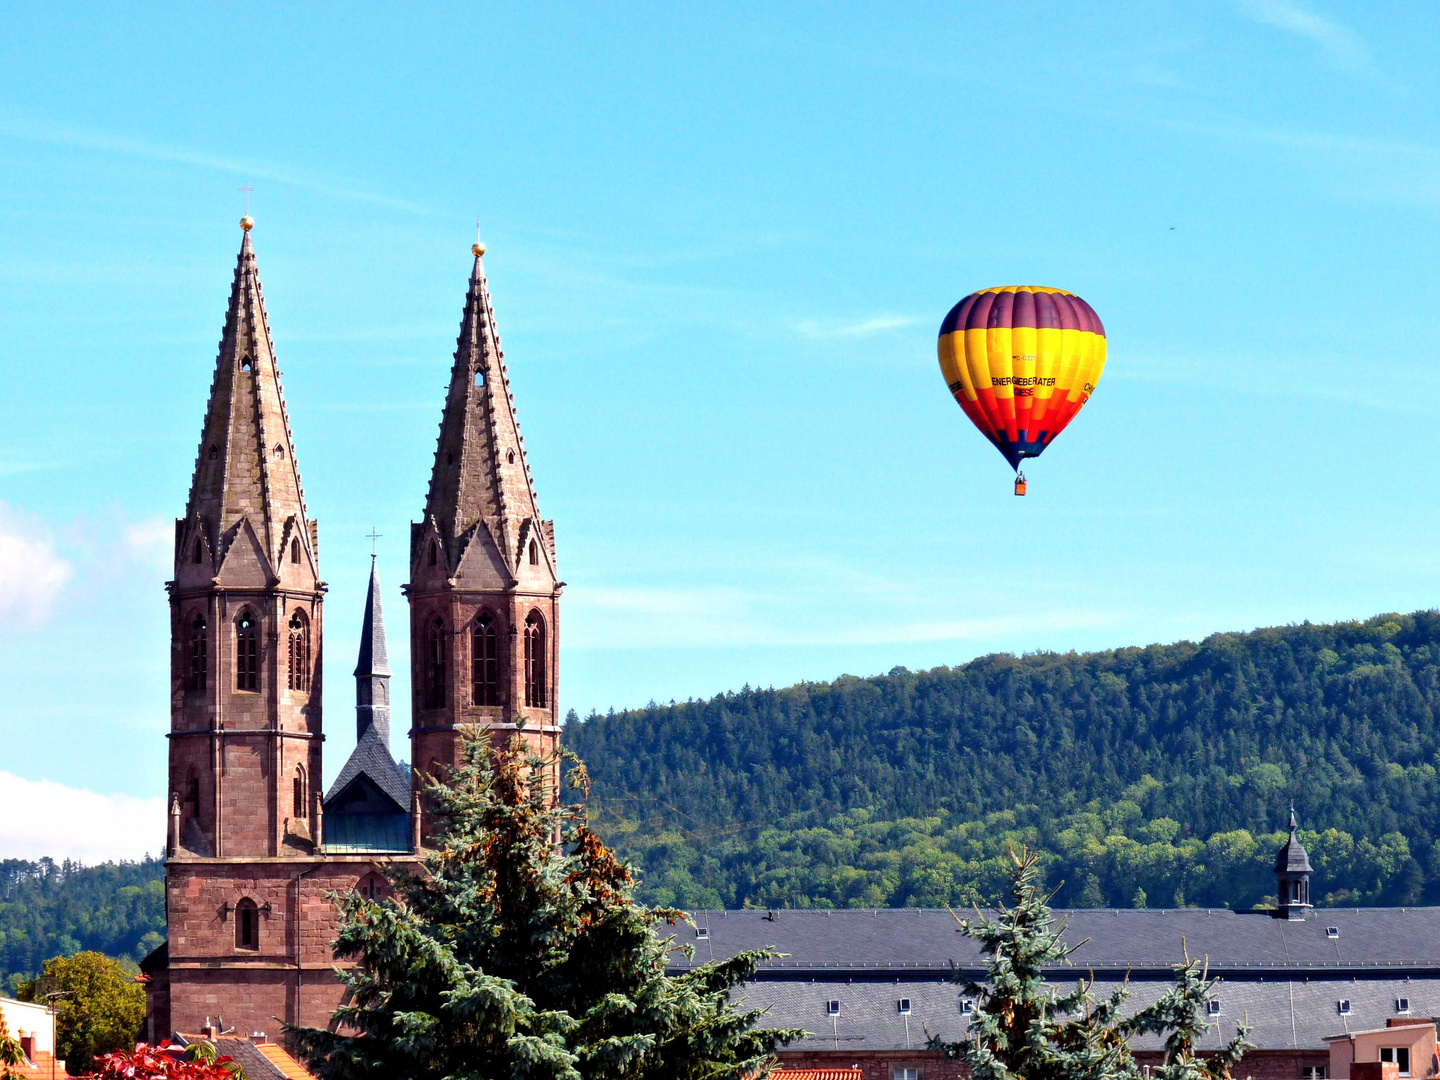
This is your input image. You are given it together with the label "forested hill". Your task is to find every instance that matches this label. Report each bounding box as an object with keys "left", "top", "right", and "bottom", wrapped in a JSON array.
[
  {"left": 0, "top": 858, "right": 164, "bottom": 992},
  {"left": 565, "top": 611, "right": 1440, "bottom": 913}
]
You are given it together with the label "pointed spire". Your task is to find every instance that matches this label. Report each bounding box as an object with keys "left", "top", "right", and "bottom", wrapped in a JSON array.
[
  {"left": 1288, "top": 805, "right": 1298, "bottom": 833},
  {"left": 355, "top": 555, "right": 391, "bottom": 743},
  {"left": 420, "top": 239, "right": 547, "bottom": 574},
  {"left": 184, "top": 220, "right": 312, "bottom": 570}
]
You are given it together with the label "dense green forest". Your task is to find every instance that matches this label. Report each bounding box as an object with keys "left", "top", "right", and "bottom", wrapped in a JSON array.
[
  {"left": 14, "top": 611, "right": 1440, "bottom": 980},
  {"left": 566, "top": 611, "right": 1440, "bottom": 911},
  {"left": 0, "top": 858, "right": 164, "bottom": 992}
]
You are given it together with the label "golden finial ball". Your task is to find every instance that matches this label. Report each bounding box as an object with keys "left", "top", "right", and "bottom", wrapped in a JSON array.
[
  {"left": 240, "top": 215, "right": 254, "bottom": 231},
  {"left": 472, "top": 241, "right": 486, "bottom": 256}
]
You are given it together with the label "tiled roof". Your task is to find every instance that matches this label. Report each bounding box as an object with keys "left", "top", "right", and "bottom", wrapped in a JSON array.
[
  {"left": 254, "top": 1042, "right": 317, "bottom": 1080},
  {"left": 771, "top": 1070, "right": 863, "bottom": 1080},
  {"left": 676, "top": 906, "right": 1440, "bottom": 974},
  {"left": 747, "top": 974, "right": 1431, "bottom": 1053}
]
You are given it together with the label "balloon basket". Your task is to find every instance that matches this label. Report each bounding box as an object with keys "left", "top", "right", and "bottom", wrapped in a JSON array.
[{"left": 1013, "top": 474, "right": 1027, "bottom": 497}]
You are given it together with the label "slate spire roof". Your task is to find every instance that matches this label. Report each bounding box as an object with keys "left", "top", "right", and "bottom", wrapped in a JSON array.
[
  {"left": 418, "top": 242, "right": 549, "bottom": 576},
  {"left": 325, "top": 558, "right": 410, "bottom": 822},
  {"left": 1275, "top": 806, "right": 1313, "bottom": 874},
  {"left": 185, "top": 222, "right": 313, "bottom": 570},
  {"left": 353, "top": 555, "right": 391, "bottom": 742}
]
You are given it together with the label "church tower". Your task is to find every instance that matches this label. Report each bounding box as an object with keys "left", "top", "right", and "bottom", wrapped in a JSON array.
[
  {"left": 167, "top": 216, "right": 323, "bottom": 860},
  {"left": 406, "top": 240, "right": 561, "bottom": 833}
]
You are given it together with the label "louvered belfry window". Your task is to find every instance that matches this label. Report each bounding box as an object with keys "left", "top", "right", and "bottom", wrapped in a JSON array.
[
  {"left": 427, "top": 618, "right": 447, "bottom": 708},
  {"left": 189, "top": 613, "right": 208, "bottom": 692},
  {"left": 236, "top": 612, "right": 259, "bottom": 691},
  {"left": 524, "top": 611, "right": 546, "bottom": 708},
  {"left": 473, "top": 612, "right": 500, "bottom": 706},
  {"left": 288, "top": 611, "right": 310, "bottom": 691}
]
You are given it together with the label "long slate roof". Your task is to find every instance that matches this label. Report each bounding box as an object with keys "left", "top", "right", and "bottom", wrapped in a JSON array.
[{"left": 674, "top": 907, "right": 1440, "bottom": 974}]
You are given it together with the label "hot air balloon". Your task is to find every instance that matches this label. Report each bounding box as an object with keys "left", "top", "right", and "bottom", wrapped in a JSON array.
[{"left": 937, "top": 287, "right": 1106, "bottom": 495}]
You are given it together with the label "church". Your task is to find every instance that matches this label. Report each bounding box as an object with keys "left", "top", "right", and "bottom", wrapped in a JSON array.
[
  {"left": 143, "top": 221, "right": 1440, "bottom": 1079},
  {"left": 142, "top": 216, "right": 561, "bottom": 1040}
]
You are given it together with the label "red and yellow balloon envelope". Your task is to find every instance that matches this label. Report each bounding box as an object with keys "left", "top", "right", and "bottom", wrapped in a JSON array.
[{"left": 937, "top": 287, "right": 1106, "bottom": 491}]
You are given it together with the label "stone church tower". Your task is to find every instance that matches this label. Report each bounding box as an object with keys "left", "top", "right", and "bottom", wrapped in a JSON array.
[
  {"left": 406, "top": 240, "right": 562, "bottom": 834},
  {"left": 145, "top": 224, "right": 561, "bottom": 1043}
]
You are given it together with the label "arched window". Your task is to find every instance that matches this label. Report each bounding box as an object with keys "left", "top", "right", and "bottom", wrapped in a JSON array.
[
  {"left": 427, "top": 618, "right": 446, "bottom": 709},
  {"left": 528, "top": 538, "right": 539, "bottom": 566},
  {"left": 290, "top": 537, "right": 300, "bottom": 564},
  {"left": 235, "top": 897, "right": 259, "bottom": 951},
  {"left": 524, "top": 611, "right": 546, "bottom": 708},
  {"left": 236, "top": 612, "right": 259, "bottom": 692},
  {"left": 292, "top": 765, "right": 307, "bottom": 819},
  {"left": 288, "top": 611, "right": 310, "bottom": 692},
  {"left": 186, "top": 769, "right": 201, "bottom": 812},
  {"left": 428, "top": 542, "right": 438, "bottom": 567},
  {"left": 193, "top": 537, "right": 203, "bottom": 564},
  {"left": 189, "top": 614, "right": 207, "bottom": 692},
  {"left": 472, "top": 612, "right": 500, "bottom": 706}
]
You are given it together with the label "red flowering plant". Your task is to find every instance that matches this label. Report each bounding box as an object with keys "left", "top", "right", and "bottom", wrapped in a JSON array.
[{"left": 85, "top": 1042, "right": 243, "bottom": 1080}]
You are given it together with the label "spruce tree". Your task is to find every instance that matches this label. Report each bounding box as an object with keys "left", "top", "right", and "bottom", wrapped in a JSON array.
[
  {"left": 290, "top": 731, "right": 800, "bottom": 1080},
  {"left": 932, "top": 848, "right": 1251, "bottom": 1080}
]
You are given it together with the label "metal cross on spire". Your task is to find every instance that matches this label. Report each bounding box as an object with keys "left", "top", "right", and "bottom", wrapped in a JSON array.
[
  {"left": 366, "top": 527, "right": 382, "bottom": 557},
  {"left": 239, "top": 183, "right": 255, "bottom": 216}
]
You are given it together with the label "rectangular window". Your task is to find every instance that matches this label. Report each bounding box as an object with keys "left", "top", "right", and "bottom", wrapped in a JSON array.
[
  {"left": 695, "top": 927, "right": 708, "bottom": 939},
  {"left": 897, "top": 998, "right": 911, "bottom": 1015},
  {"left": 826, "top": 1000, "right": 840, "bottom": 1017},
  {"left": 1302, "top": 1068, "right": 1328, "bottom": 1080},
  {"left": 893, "top": 1070, "right": 919, "bottom": 1080},
  {"left": 1397, "top": 997, "right": 1411, "bottom": 1013},
  {"left": 1380, "top": 1049, "right": 1411, "bottom": 1076},
  {"left": 1337, "top": 999, "right": 1351, "bottom": 1015},
  {"left": 960, "top": 999, "right": 975, "bottom": 1015},
  {"left": 1206, "top": 1000, "right": 1221, "bottom": 1016}
]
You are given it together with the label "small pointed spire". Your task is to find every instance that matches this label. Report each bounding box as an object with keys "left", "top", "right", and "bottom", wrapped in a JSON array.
[
  {"left": 1289, "top": 805, "right": 1298, "bottom": 833},
  {"left": 354, "top": 555, "right": 391, "bottom": 743}
]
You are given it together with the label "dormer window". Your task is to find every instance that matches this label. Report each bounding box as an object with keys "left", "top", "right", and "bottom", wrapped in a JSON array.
[
  {"left": 695, "top": 927, "right": 708, "bottom": 939},
  {"left": 1397, "top": 996, "right": 1412, "bottom": 1014},
  {"left": 1326, "top": 927, "right": 1339, "bottom": 938},
  {"left": 897, "top": 999, "right": 911, "bottom": 1015},
  {"left": 826, "top": 1000, "right": 840, "bottom": 1017},
  {"left": 1337, "top": 999, "right": 1351, "bottom": 1015},
  {"left": 1206, "top": 1000, "right": 1221, "bottom": 1016}
]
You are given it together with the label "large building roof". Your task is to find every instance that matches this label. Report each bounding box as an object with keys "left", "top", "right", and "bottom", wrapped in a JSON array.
[
  {"left": 675, "top": 906, "right": 1440, "bottom": 1053},
  {"left": 675, "top": 906, "right": 1440, "bottom": 975}
]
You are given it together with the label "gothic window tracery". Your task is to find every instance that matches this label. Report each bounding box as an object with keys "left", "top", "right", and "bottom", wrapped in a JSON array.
[
  {"left": 528, "top": 539, "right": 539, "bottom": 566},
  {"left": 189, "top": 613, "right": 208, "bottom": 692},
  {"left": 288, "top": 610, "right": 310, "bottom": 692},
  {"left": 524, "top": 610, "right": 546, "bottom": 708},
  {"left": 291, "top": 537, "right": 301, "bottom": 564},
  {"left": 427, "top": 617, "right": 447, "bottom": 708},
  {"left": 236, "top": 611, "right": 259, "bottom": 692},
  {"left": 473, "top": 611, "right": 500, "bottom": 706},
  {"left": 293, "top": 765, "right": 307, "bottom": 819}
]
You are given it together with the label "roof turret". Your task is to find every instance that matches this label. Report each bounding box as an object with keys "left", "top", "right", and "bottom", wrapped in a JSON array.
[
  {"left": 1274, "top": 806, "right": 1313, "bottom": 874},
  {"left": 354, "top": 555, "right": 391, "bottom": 742}
]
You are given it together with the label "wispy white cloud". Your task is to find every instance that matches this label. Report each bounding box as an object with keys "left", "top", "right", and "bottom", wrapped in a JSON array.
[
  {"left": 1235, "top": 0, "right": 1372, "bottom": 72},
  {"left": 0, "top": 110, "right": 431, "bottom": 214},
  {"left": 794, "top": 314, "right": 919, "bottom": 340},
  {"left": 567, "top": 582, "right": 1117, "bottom": 649},
  {"left": 0, "top": 773, "right": 164, "bottom": 862},
  {"left": 0, "top": 503, "right": 72, "bottom": 626}
]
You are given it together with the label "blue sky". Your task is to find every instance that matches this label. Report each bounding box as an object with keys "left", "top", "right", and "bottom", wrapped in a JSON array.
[{"left": 3, "top": 2, "right": 1439, "bottom": 858}]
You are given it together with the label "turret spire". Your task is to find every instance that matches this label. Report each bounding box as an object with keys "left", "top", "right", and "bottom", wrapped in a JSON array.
[
  {"left": 182, "top": 220, "right": 313, "bottom": 576},
  {"left": 354, "top": 555, "right": 391, "bottom": 743},
  {"left": 1274, "top": 805, "right": 1314, "bottom": 920}
]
